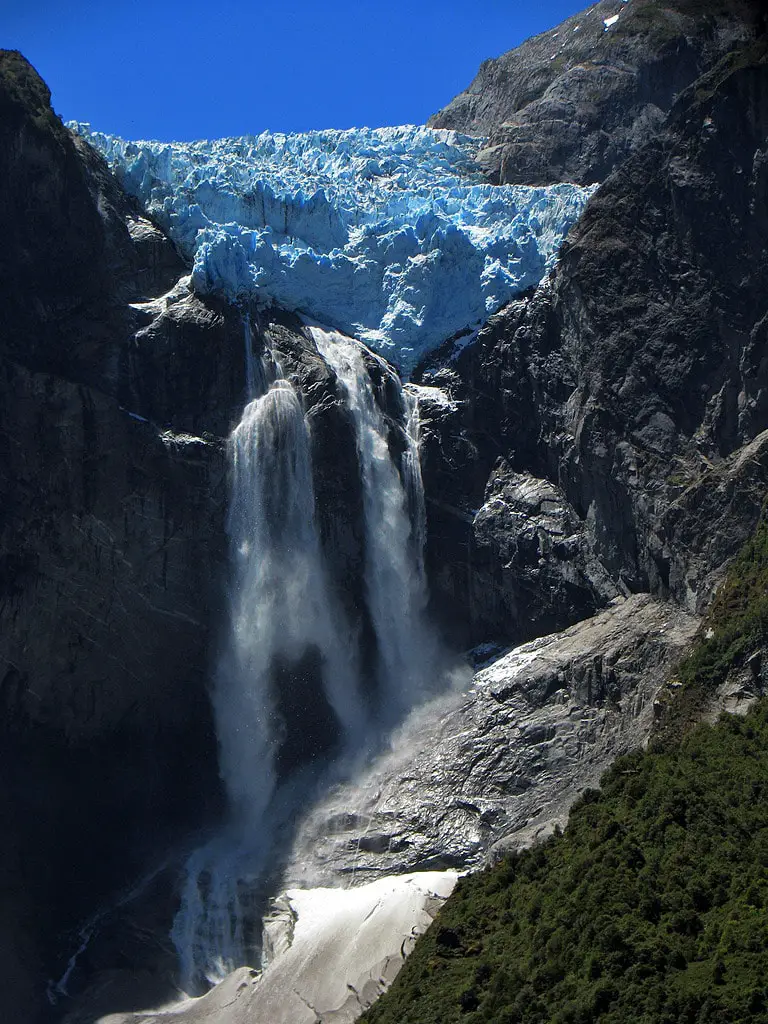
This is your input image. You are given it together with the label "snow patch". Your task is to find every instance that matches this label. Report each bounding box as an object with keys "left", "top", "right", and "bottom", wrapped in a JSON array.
[
  {"left": 106, "top": 873, "right": 458, "bottom": 1024},
  {"left": 252, "top": 872, "right": 458, "bottom": 1021}
]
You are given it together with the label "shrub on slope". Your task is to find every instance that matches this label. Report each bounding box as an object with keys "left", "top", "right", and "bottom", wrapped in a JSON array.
[{"left": 654, "top": 515, "right": 768, "bottom": 745}]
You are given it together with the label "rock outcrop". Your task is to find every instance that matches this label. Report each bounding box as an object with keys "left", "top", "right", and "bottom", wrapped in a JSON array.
[
  {"left": 280, "top": 594, "right": 697, "bottom": 888},
  {"left": 418, "top": 38, "right": 768, "bottom": 648},
  {"left": 429, "top": 0, "right": 760, "bottom": 185}
]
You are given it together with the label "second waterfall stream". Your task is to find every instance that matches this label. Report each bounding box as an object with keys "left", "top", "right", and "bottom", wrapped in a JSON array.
[{"left": 172, "top": 325, "right": 445, "bottom": 992}]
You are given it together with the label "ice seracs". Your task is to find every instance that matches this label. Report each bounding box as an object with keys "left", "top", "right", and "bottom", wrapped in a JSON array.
[{"left": 73, "top": 123, "right": 596, "bottom": 374}]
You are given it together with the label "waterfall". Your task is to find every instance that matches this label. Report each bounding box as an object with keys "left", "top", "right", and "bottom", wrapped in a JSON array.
[
  {"left": 402, "top": 387, "right": 428, "bottom": 574},
  {"left": 219, "top": 377, "right": 365, "bottom": 809},
  {"left": 173, "top": 370, "right": 365, "bottom": 992},
  {"left": 310, "top": 327, "right": 439, "bottom": 719},
  {"left": 242, "top": 311, "right": 257, "bottom": 397},
  {"left": 172, "top": 326, "right": 441, "bottom": 993}
]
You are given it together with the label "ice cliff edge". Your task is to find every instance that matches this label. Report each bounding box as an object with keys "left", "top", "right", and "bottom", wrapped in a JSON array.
[{"left": 73, "top": 123, "right": 595, "bottom": 373}]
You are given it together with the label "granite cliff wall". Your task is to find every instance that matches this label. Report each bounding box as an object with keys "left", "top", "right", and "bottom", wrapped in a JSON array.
[
  {"left": 418, "top": 38, "right": 768, "bottom": 650},
  {"left": 429, "top": 0, "right": 761, "bottom": 184}
]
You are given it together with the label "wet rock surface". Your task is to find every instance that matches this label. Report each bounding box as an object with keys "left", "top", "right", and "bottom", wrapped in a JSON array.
[{"left": 282, "top": 594, "right": 697, "bottom": 886}]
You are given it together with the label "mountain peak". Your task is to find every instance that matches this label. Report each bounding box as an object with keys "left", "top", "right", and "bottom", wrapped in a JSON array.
[{"left": 428, "top": 0, "right": 760, "bottom": 184}]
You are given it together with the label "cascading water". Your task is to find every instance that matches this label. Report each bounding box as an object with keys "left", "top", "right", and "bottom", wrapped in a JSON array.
[
  {"left": 310, "top": 327, "right": 440, "bottom": 720},
  {"left": 172, "top": 366, "right": 365, "bottom": 992},
  {"left": 172, "top": 325, "right": 442, "bottom": 994},
  {"left": 219, "top": 376, "right": 365, "bottom": 806},
  {"left": 402, "top": 386, "right": 428, "bottom": 583}
]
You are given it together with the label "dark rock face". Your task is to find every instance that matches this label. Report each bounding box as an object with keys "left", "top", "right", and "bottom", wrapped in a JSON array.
[
  {"left": 413, "top": 372, "right": 619, "bottom": 644},
  {"left": 0, "top": 51, "right": 253, "bottom": 1020},
  {"left": 418, "top": 41, "right": 768, "bottom": 647},
  {"left": 428, "top": 0, "right": 759, "bottom": 185},
  {"left": 469, "top": 466, "right": 620, "bottom": 644},
  {"left": 0, "top": 50, "right": 381, "bottom": 1021}
]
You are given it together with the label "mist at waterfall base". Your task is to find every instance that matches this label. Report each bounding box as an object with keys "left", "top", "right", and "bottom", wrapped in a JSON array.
[{"left": 171, "top": 326, "right": 459, "bottom": 993}]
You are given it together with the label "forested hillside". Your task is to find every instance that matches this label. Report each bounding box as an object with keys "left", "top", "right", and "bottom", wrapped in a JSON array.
[{"left": 363, "top": 519, "right": 768, "bottom": 1024}]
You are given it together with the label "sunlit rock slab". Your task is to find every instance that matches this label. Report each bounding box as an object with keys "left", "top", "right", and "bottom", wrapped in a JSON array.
[
  {"left": 96, "top": 872, "right": 458, "bottom": 1024},
  {"left": 73, "top": 123, "right": 595, "bottom": 374},
  {"left": 283, "top": 593, "right": 699, "bottom": 883}
]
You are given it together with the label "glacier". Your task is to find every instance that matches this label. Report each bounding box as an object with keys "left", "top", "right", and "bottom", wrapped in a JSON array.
[{"left": 74, "top": 123, "right": 596, "bottom": 374}]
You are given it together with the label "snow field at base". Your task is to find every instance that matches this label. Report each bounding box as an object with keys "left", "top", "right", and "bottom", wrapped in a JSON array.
[{"left": 73, "top": 123, "right": 596, "bottom": 374}]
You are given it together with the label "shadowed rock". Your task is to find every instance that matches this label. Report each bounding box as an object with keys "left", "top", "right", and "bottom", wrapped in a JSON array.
[{"left": 419, "top": 39, "right": 768, "bottom": 643}]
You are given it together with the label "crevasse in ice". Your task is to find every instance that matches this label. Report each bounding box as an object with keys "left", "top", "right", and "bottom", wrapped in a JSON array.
[{"left": 73, "top": 123, "right": 595, "bottom": 373}]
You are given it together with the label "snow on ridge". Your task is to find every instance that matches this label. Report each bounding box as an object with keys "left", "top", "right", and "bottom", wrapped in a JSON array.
[{"left": 73, "top": 122, "right": 596, "bottom": 374}]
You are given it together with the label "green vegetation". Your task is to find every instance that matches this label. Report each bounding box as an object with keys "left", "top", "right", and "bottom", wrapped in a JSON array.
[
  {"left": 654, "top": 513, "right": 768, "bottom": 746},
  {"left": 365, "top": 709, "right": 768, "bottom": 1023},
  {"left": 363, "top": 518, "right": 768, "bottom": 1024}
]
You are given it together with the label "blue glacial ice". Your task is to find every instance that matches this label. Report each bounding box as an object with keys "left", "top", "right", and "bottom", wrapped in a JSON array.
[{"left": 74, "top": 124, "right": 596, "bottom": 374}]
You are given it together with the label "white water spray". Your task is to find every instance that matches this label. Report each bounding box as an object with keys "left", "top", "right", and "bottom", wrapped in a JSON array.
[
  {"left": 310, "top": 327, "right": 439, "bottom": 718},
  {"left": 173, "top": 369, "right": 365, "bottom": 991},
  {"left": 172, "top": 326, "right": 442, "bottom": 992},
  {"left": 219, "top": 377, "right": 364, "bottom": 809}
]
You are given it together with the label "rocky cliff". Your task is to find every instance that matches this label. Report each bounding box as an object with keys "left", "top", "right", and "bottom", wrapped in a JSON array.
[
  {"left": 429, "top": 0, "right": 761, "bottom": 184},
  {"left": 0, "top": 49, "right": 236, "bottom": 1020},
  {"left": 0, "top": 51, "right": 362, "bottom": 1022},
  {"left": 418, "top": 35, "right": 768, "bottom": 651}
]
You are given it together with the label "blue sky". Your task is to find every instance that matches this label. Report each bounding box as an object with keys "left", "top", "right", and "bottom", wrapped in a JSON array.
[{"left": 5, "top": 1, "right": 587, "bottom": 140}]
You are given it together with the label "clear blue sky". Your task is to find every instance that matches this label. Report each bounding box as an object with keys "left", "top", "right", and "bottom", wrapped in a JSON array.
[{"left": 5, "top": 1, "right": 587, "bottom": 140}]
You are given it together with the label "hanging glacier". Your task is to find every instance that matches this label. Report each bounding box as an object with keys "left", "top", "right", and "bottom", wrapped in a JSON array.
[{"left": 73, "top": 123, "right": 596, "bottom": 374}]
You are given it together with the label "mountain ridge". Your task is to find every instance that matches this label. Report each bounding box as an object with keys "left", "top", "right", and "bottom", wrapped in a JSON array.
[{"left": 428, "top": 0, "right": 761, "bottom": 184}]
